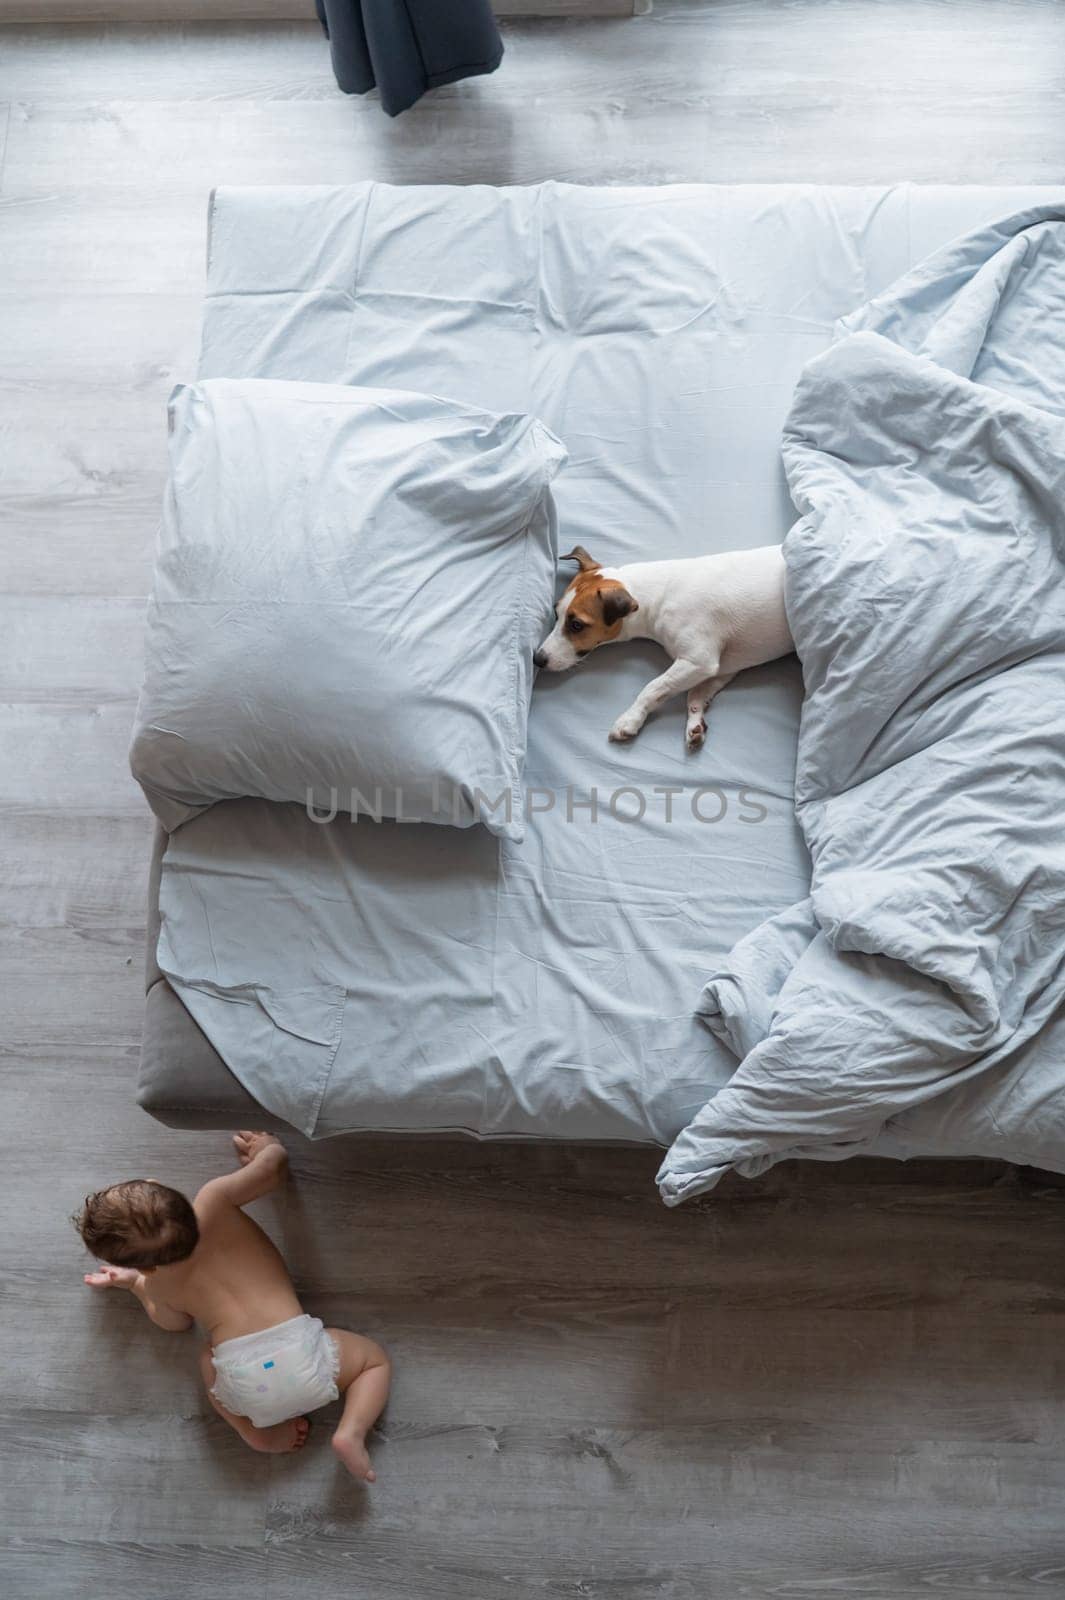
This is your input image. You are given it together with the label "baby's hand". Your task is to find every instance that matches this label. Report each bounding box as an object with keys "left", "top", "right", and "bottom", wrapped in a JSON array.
[
  {"left": 232, "top": 1130, "right": 287, "bottom": 1169},
  {"left": 84, "top": 1264, "right": 140, "bottom": 1291}
]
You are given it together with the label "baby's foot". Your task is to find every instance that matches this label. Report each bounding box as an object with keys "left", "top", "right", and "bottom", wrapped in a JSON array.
[
  {"left": 242, "top": 1416, "right": 310, "bottom": 1454},
  {"left": 332, "top": 1429, "right": 376, "bottom": 1482}
]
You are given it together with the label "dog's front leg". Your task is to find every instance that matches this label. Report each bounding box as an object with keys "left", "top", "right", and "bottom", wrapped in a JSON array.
[
  {"left": 609, "top": 659, "right": 709, "bottom": 744},
  {"left": 685, "top": 673, "right": 735, "bottom": 751}
]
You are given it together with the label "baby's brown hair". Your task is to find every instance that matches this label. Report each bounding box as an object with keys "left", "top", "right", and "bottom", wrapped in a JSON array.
[{"left": 73, "top": 1180, "right": 199, "bottom": 1270}]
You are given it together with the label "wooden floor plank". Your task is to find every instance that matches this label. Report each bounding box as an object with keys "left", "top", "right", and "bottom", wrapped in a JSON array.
[
  {"left": 0, "top": 1539, "right": 265, "bottom": 1600},
  {"left": 0, "top": 703, "right": 144, "bottom": 812},
  {"left": 3, "top": 497, "right": 159, "bottom": 595},
  {"left": 4, "top": 4, "right": 1065, "bottom": 189},
  {"left": 2, "top": 597, "right": 147, "bottom": 701},
  {"left": 9, "top": 88, "right": 1065, "bottom": 191},
  {"left": 5, "top": 7, "right": 1065, "bottom": 1596},
  {"left": 0, "top": 190, "right": 208, "bottom": 294},
  {"left": 0, "top": 1410, "right": 267, "bottom": 1542}
]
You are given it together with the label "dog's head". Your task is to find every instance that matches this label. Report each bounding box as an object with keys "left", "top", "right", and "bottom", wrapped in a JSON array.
[{"left": 533, "top": 547, "right": 639, "bottom": 672}]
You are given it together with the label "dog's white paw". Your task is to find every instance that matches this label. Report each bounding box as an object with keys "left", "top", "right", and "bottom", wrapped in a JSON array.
[
  {"left": 686, "top": 717, "right": 707, "bottom": 752},
  {"left": 609, "top": 715, "right": 642, "bottom": 744}
]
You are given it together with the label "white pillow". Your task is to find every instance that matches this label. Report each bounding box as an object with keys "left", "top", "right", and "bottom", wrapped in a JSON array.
[{"left": 130, "top": 380, "right": 566, "bottom": 842}]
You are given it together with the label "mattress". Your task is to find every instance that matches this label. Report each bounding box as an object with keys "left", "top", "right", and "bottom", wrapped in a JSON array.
[{"left": 138, "top": 180, "right": 1057, "bottom": 1142}]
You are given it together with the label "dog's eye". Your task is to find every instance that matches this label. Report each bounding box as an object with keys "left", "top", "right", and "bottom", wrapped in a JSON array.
[{"left": 567, "top": 618, "right": 586, "bottom": 634}]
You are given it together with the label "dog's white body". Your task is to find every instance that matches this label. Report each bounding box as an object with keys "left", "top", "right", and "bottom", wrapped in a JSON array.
[{"left": 536, "top": 545, "right": 793, "bottom": 749}]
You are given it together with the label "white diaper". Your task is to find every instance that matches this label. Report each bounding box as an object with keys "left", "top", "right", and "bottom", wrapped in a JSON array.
[{"left": 210, "top": 1313, "right": 340, "bottom": 1429}]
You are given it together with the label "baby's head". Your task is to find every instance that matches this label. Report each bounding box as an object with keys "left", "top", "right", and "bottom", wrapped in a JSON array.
[{"left": 73, "top": 1179, "right": 199, "bottom": 1273}]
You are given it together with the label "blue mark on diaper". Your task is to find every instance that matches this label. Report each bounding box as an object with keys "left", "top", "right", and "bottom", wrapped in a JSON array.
[{"left": 263, "top": 1360, "right": 275, "bottom": 1370}]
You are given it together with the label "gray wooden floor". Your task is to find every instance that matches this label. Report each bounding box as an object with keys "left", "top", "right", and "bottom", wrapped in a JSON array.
[{"left": 5, "top": 4, "right": 1065, "bottom": 1596}]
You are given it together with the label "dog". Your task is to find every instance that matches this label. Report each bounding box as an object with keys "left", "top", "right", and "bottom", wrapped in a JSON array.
[{"left": 533, "top": 545, "right": 794, "bottom": 750}]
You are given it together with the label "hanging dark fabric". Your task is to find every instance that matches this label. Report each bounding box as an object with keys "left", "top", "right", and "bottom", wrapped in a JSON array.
[{"left": 315, "top": 0, "right": 503, "bottom": 117}]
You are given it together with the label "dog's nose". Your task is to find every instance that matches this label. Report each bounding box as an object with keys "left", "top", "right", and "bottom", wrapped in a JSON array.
[{"left": 533, "top": 648, "right": 547, "bottom": 670}]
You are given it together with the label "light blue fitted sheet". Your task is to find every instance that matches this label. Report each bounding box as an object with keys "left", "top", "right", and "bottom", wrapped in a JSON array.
[{"left": 157, "top": 182, "right": 1060, "bottom": 1148}]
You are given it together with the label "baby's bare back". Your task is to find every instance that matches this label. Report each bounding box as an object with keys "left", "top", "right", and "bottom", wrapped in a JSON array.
[{"left": 154, "top": 1199, "right": 303, "bottom": 1345}]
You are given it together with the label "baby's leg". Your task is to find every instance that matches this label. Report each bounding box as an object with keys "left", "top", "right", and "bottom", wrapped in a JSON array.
[
  {"left": 198, "top": 1343, "right": 310, "bottom": 1455},
  {"left": 326, "top": 1330, "right": 392, "bottom": 1482}
]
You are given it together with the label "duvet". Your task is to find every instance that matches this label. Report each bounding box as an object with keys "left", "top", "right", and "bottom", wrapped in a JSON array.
[{"left": 659, "top": 206, "right": 1065, "bottom": 1203}]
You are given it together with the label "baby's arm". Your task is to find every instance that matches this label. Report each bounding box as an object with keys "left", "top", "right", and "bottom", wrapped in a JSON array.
[
  {"left": 195, "top": 1131, "right": 288, "bottom": 1214},
  {"left": 83, "top": 1265, "right": 193, "bottom": 1332}
]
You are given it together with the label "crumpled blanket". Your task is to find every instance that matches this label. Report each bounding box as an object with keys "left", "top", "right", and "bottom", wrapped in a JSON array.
[{"left": 658, "top": 206, "right": 1065, "bottom": 1205}]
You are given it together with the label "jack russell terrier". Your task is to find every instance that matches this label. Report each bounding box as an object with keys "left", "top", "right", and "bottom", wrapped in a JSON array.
[{"left": 533, "top": 545, "right": 794, "bottom": 751}]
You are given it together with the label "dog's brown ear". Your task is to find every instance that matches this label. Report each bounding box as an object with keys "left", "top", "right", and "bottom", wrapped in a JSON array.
[
  {"left": 561, "top": 545, "right": 599, "bottom": 572},
  {"left": 600, "top": 585, "right": 639, "bottom": 626}
]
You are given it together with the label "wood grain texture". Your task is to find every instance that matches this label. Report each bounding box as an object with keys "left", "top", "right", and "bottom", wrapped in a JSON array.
[
  {"left": 4, "top": 6, "right": 1065, "bottom": 1598},
  {"left": 0, "top": 0, "right": 637, "bottom": 19},
  {"left": 0, "top": 1544, "right": 265, "bottom": 1600}
]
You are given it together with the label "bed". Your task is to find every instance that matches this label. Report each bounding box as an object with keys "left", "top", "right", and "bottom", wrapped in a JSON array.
[{"left": 137, "top": 179, "right": 1060, "bottom": 1166}]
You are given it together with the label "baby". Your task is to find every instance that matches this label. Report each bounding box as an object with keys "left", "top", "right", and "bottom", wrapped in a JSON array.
[{"left": 73, "top": 1131, "right": 390, "bottom": 1481}]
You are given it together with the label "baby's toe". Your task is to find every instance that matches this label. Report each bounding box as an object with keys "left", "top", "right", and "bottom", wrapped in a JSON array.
[{"left": 293, "top": 1417, "right": 311, "bottom": 1448}]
